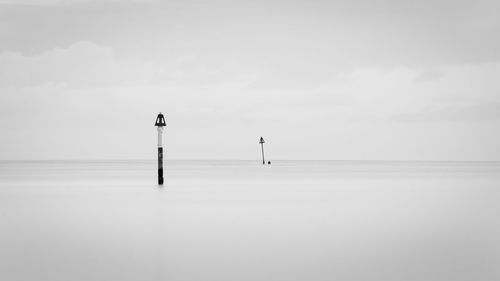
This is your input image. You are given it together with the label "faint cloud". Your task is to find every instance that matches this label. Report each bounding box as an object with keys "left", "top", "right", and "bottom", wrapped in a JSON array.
[
  {"left": 414, "top": 69, "right": 444, "bottom": 83},
  {"left": 392, "top": 102, "right": 500, "bottom": 122},
  {"left": 0, "top": 40, "right": 261, "bottom": 91},
  {"left": 0, "top": 41, "right": 125, "bottom": 88},
  {"left": 0, "top": 0, "right": 154, "bottom": 5}
]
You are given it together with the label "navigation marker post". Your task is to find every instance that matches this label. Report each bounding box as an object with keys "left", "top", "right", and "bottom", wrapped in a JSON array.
[
  {"left": 259, "top": 137, "right": 265, "bottom": 165},
  {"left": 155, "top": 113, "right": 166, "bottom": 185}
]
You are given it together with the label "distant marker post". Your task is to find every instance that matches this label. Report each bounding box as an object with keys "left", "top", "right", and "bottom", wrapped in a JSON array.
[
  {"left": 259, "top": 137, "right": 265, "bottom": 165},
  {"left": 155, "top": 113, "right": 166, "bottom": 185}
]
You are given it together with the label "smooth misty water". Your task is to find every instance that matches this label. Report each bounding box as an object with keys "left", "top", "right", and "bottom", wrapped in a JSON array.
[{"left": 0, "top": 160, "right": 499, "bottom": 281}]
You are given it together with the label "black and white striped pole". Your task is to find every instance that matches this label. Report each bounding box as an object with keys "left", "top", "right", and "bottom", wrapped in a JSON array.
[
  {"left": 259, "top": 137, "right": 265, "bottom": 165},
  {"left": 155, "top": 113, "right": 166, "bottom": 185}
]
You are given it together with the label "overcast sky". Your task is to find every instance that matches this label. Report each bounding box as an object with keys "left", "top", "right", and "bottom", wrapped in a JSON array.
[{"left": 0, "top": 0, "right": 499, "bottom": 160}]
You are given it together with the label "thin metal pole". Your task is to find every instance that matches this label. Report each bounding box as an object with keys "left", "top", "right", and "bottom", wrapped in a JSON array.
[{"left": 261, "top": 142, "right": 265, "bottom": 165}]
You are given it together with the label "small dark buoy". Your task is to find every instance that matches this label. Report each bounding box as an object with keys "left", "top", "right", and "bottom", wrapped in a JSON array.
[
  {"left": 268, "top": 161, "right": 271, "bottom": 165},
  {"left": 155, "top": 113, "right": 166, "bottom": 185}
]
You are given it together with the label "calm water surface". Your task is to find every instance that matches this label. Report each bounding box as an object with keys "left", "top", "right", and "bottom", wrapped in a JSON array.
[{"left": 0, "top": 161, "right": 499, "bottom": 281}]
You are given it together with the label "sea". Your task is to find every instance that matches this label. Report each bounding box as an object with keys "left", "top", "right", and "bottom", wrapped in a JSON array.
[{"left": 0, "top": 160, "right": 499, "bottom": 281}]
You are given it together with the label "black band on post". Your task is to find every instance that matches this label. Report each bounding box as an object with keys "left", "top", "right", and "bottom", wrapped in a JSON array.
[{"left": 158, "top": 147, "right": 163, "bottom": 185}]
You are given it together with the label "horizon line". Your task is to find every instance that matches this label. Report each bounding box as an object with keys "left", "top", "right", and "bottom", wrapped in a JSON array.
[{"left": 1, "top": 159, "right": 500, "bottom": 163}]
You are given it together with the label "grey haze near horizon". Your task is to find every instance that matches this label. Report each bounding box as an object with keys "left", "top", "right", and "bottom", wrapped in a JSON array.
[{"left": 0, "top": 0, "right": 499, "bottom": 160}]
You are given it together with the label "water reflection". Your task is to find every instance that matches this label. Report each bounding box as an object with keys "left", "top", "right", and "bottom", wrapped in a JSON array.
[{"left": 0, "top": 161, "right": 499, "bottom": 281}]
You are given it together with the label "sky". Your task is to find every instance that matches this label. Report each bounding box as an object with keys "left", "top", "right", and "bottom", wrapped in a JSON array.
[{"left": 0, "top": 0, "right": 499, "bottom": 160}]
